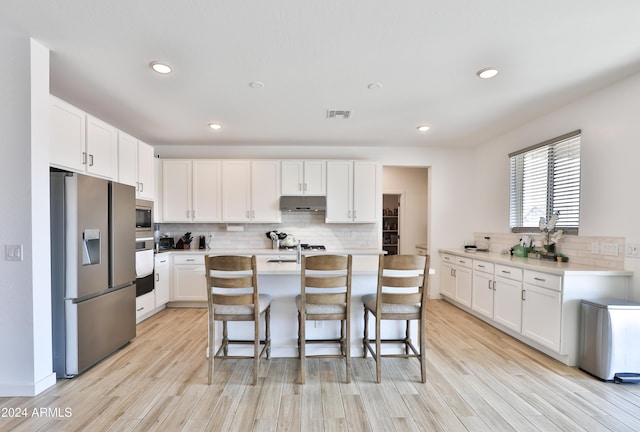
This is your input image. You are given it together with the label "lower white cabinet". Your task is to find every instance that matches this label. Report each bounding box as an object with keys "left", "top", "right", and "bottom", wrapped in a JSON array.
[
  {"left": 136, "top": 291, "right": 155, "bottom": 323},
  {"left": 471, "top": 260, "right": 494, "bottom": 319},
  {"left": 172, "top": 255, "right": 207, "bottom": 301},
  {"left": 155, "top": 255, "right": 170, "bottom": 306},
  {"left": 522, "top": 271, "right": 562, "bottom": 351},
  {"left": 454, "top": 257, "right": 472, "bottom": 307},
  {"left": 440, "top": 256, "right": 456, "bottom": 298},
  {"left": 493, "top": 279, "right": 522, "bottom": 333},
  {"left": 439, "top": 250, "right": 630, "bottom": 366}
]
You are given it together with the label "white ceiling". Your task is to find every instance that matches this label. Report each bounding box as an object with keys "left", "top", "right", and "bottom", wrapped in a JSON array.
[{"left": 3, "top": 0, "right": 640, "bottom": 148}]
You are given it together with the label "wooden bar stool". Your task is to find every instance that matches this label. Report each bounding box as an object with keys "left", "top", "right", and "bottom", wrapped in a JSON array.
[
  {"left": 297, "top": 254, "right": 352, "bottom": 384},
  {"left": 205, "top": 255, "right": 271, "bottom": 385},
  {"left": 362, "top": 254, "right": 430, "bottom": 383}
]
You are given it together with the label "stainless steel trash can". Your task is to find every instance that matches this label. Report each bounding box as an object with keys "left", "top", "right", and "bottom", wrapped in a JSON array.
[{"left": 579, "top": 299, "right": 640, "bottom": 381}]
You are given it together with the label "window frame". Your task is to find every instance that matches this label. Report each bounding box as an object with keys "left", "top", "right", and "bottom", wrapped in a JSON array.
[{"left": 509, "top": 130, "right": 581, "bottom": 235}]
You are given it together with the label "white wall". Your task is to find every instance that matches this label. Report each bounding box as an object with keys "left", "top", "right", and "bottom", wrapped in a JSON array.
[
  {"left": 0, "top": 31, "right": 55, "bottom": 396},
  {"left": 470, "top": 71, "right": 640, "bottom": 301}
]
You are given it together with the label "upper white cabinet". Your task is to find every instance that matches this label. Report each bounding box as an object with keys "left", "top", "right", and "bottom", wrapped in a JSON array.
[
  {"left": 51, "top": 95, "right": 152, "bottom": 189},
  {"left": 281, "top": 160, "right": 326, "bottom": 195},
  {"left": 117, "top": 133, "right": 155, "bottom": 200},
  {"left": 50, "top": 96, "right": 86, "bottom": 172},
  {"left": 50, "top": 96, "right": 118, "bottom": 179},
  {"left": 137, "top": 141, "right": 155, "bottom": 201},
  {"left": 222, "top": 160, "right": 281, "bottom": 223},
  {"left": 85, "top": 115, "right": 118, "bottom": 179},
  {"left": 117, "top": 132, "right": 138, "bottom": 187},
  {"left": 162, "top": 159, "right": 222, "bottom": 222},
  {"left": 326, "top": 161, "right": 379, "bottom": 223}
]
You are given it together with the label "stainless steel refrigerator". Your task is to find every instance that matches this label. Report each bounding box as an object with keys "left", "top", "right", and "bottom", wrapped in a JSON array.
[{"left": 50, "top": 171, "right": 136, "bottom": 378}]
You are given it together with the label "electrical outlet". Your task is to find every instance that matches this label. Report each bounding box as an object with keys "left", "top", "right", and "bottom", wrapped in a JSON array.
[
  {"left": 601, "top": 243, "right": 619, "bottom": 256},
  {"left": 626, "top": 243, "right": 640, "bottom": 258},
  {"left": 5, "top": 244, "right": 23, "bottom": 261}
]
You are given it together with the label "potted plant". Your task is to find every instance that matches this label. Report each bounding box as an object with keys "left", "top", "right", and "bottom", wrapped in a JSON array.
[{"left": 539, "top": 212, "right": 562, "bottom": 260}]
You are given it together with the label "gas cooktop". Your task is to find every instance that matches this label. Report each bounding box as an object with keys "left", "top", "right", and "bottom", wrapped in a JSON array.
[{"left": 279, "top": 244, "right": 326, "bottom": 251}]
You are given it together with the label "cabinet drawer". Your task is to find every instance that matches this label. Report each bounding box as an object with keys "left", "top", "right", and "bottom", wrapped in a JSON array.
[
  {"left": 441, "top": 253, "right": 455, "bottom": 263},
  {"left": 473, "top": 260, "right": 494, "bottom": 273},
  {"left": 456, "top": 256, "right": 472, "bottom": 268},
  {"left": 495, "top": 264, "right": 522, "bottom": 281},
  {"left": 524, "top": 270, "right": 561, "bottom": 291},
  {"left": 173, "top": 255, "right": 204, "bottom": 265}
]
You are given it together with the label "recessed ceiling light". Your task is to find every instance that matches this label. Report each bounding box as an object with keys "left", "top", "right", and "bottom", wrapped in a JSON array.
[
  {"left": 208, "top": 123, "right": 222, "bottom": 130},
  {"left": 149, "top": 61, "right": 172, "bottom": 74},
  {"left": 367, "top": 82, "right": 383, "bottom": 90},
  {"left": 416, "top": 125, "right": 430, "bottom": 132},
  {"left": 477, "top": 67, "right": 499, "bottom": 79},
  {"left": 249, "top": 81, "right": 265, "bottom": 88}
]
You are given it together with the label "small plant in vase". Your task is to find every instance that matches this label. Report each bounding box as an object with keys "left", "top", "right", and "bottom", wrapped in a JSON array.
[{"left": 539, "top": 211, "right": 563, "bottom": 260}]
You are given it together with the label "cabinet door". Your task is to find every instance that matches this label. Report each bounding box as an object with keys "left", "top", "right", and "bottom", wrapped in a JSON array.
[
  {"left": 222, "top": 160, "right": 251, "bottom": 222},
  {"left": 162, "top": 160, "right": 193, "bottom": 222},
  {"left": 154, "top": 256, "right": 170, "bottom": 306},
  {"left": 522, "top": 284, "right": 561, "bottom": 351},
  {"left": 440, "top": 262, "right": 456, "bottom": 298},
  {"left": 326, "top": 161, "right": 353, "bottom": 222},
  {"left": 493, "top": 276, "right": 522, "bottom": 332},
  {"left": 50, "top": 96, "right": 86, "bottom": 172},
  {"left": 137, "top": 141, "right": 155, "bottom": 200},
  {"left": 303, "top": 160, "right": 326, "bottom": 195},
  {"left": 251, "top": 160, "right": 281, "bottom": 222},
  {"left": 117, "top": 132, "right": 138, "bottom": 187},
  {"left": 281, "top": 160, "right": 303, "bottom": 195},
  {"left": 472, "top": 271, "right": 494, "bottom": 318},
  {"left": 455, "top": 266, "right": 472, "bottom": 308},
  {"left": 173, "top": 264, "right": 207, "bottom": 301},
  {"left": 353, "top": 161, "right": 378, "bottom": 222},
  {"left": 86, "top": 115, "right": 118, "bottom": 179},
  {"left": 193, "top": 160, "right": 222, "bottom": 222}
]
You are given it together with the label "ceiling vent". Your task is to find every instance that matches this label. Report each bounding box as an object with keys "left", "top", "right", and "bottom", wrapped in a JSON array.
[{"left": 326, "top": 110, "right": 351, "bottom": 119}]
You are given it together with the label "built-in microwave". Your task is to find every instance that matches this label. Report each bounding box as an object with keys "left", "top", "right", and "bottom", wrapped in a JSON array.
[{"left": 135, "top": 199, "right": 154, "bottom": 238}]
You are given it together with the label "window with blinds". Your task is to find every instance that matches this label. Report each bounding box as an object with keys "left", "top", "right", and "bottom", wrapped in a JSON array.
[{"left": 509, "top": 130, "right": 581, "bottom": 234}]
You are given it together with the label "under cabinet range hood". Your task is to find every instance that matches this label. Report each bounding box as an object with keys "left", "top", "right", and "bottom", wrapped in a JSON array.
[{"left": 280, "top": 196, "right": 326, "bottom": 212}]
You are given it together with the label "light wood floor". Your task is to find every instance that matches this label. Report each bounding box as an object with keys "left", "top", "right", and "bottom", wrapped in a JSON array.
[{"left": 2, "top": 300, "right": 640, "bottom": 431}]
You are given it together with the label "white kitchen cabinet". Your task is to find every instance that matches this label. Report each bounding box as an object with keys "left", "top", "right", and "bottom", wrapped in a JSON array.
[
  {"left": 136, "top": 141, "right": 155, "bottom": 201},
  {"left": 117, "top": 132, "right": 138, "bottom": 187},
  {"left": 155, "top": 254, "right": 170, "bottom": 306},
  {"left": 471, "top": 260, "right": 494, "bottom": 319},
  {"left": 50, "top": 96, "right": 118, "bottom": 179},
  {"left": 522, "top": 270, "right": 562, "bottom": 351},
  {"left": 85, "top": 115, "right": 118, "bottom": 179},
  {"left": 162, "top": 159, "right": 222, "bottom": 222},
  {"left": 326, "top": 161, "right": 378, "bottom": 223},
  {"left": 493, "top": 264, "right": 523, "bottom": 333},
  {"left": 117, "top": 133, "right": 155, "bottom": 200},
  {"left": 439, "top": 254, "right": 456, "bottom": 298},
  {"left": 454, "top": 256, "right": 472, "bottom": 307},
  {"left": 221, "top": 160, "right": 281, "bottom": 223},
  {"left": 193, "top": 160, "right": 222, "bottom": 222},
  {"left": 50, "top": 96, "right": 86, "bottom": 172},
  {"left": 172, "top": 255, "right": 206, "bottom": 302},
  {"left": 162, "top": 159, "right": 193, "bottom": 222},
  {"left": 281, "top": 160, "right": 326, "bottom": 195},
  {"left": 136, "top": 291, "right": 155, "bottom": 324}
]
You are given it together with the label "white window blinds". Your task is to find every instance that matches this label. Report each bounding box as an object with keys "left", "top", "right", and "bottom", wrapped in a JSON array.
[{"left": 509, "top": 130, "right": 581, "bottom": 233}]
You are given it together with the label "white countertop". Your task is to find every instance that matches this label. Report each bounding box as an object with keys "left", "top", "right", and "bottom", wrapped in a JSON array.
[
  {"left": 438, "top": 248, "right": 632, "bottom": 276},
  {"left": 159, "top": 248, "right": 386, "bottom": 256}
]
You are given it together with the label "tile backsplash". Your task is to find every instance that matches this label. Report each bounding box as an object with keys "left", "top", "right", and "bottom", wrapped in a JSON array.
[
  {"left": 472, "top": 232, "right": 626, "bottom": 270},
  {"left": 159, "top": 212, "right": 378, "bottom": 250}
]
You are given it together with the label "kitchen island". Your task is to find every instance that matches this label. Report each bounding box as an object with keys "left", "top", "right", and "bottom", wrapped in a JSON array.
[
  {"left": 438, "top": 248, "right": 632, "bottom": 366},
  {"left": 151, "top": 249, "right": 426, "bottom": 357}
]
